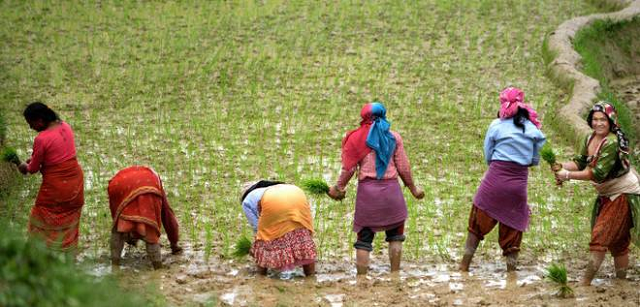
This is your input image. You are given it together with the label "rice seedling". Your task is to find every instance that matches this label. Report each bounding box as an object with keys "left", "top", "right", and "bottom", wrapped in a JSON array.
[
  {"left": 301, "top": 178, "right": 330, "bottom": 196},
  {"left": 1, "top": 146, "right": 20, "bottom": 165},
  {"left": 0, "top": 0, "right": 601, "bottom": 264},
  {"left": 232, "top": 235, "right": 252, "bottom": 258},
  {"left": 540, "top": 144, "right": 557, "bottom": 166},
  {"left": 545, "top": 263, "right": 574, "bottom": 298}
]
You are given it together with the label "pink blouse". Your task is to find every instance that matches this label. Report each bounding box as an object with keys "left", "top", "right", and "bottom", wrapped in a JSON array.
[
  {"left": 27, "top": 121, "right": 77, "bottom": 174},
  {"left": 337, "top": 131, "right": 415, "bottom": 190}
]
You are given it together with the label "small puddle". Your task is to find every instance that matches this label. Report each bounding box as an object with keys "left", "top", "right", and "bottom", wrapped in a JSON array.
[{"left": 323, "top": 294, "right": 345, "bottom": 307}]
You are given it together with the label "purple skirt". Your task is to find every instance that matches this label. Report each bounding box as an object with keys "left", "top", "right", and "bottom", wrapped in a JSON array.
[
  {"left": 473, "top": 160, "right": 530, "bottom": 231},
  {"left": 354, "top": 178, "right": 407, "bottom": 233}
]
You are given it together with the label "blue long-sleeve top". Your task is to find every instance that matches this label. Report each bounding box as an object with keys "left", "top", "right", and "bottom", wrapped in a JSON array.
[
  {"left": 483, "top": 118, "right": 546, "bottom": 166},
  {"left": 242, "top": 187, "right": 268, "bottom": 232}
]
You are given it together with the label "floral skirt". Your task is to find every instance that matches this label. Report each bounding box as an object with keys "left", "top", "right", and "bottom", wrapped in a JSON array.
[{"left": 251, "top": 228, "right": 316, "bottom": 271}]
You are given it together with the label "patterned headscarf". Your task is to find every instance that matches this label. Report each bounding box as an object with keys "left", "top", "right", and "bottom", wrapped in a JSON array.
[
  {"left": 342, "top": 102, "right": 396, "bottom": 179},
  {"left": 499, "top": 87, "right": 542, "bottom": 129},
  {"left": 587, "top": 101, "right": 630, "bottom": 167}
]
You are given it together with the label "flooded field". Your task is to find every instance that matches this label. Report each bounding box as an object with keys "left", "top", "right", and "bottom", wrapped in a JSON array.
[
  {"left": 84, "top": 242, "right": 640, "bottom": 306},
  {"left": 2, "top": 1, "right": 640, "bottom": 306}
]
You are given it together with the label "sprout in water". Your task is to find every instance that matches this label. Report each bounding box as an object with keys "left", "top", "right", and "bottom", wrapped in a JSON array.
[
  {"left": 233, "top": 236, "right": 252, "bottom": 258},
  {"left": 1, "top": 147, "right": 20, "bottom": 165},
  {"left": 301, "top": 178, "right": 330, "bottom": 195},
  {"left": 545, "top": 263, "right": 573, "bottom": 298}
]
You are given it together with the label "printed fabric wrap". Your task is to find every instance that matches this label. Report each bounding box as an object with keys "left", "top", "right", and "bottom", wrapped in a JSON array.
[
  {"left": 108, "top": 166, "right": 179, "bottom": 245},
  {"left": 28, "top": 158, "right": 85, "bottom": 251},
  {"left": 576, "top": 133, "right": 640, "bottom": 247}
]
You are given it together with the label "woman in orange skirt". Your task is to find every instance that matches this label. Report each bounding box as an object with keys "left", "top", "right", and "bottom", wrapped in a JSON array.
[
  {"left": 108, "top": 166, "right": 181, "bottom": 269},
  {"left": 241, "top": 180, "right": 316, "bottom": 276},
  {"left": 18, "top": 102, "right": 84, "bottom": 252}
]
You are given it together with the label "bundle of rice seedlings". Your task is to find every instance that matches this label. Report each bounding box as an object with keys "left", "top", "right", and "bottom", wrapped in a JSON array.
[
  {"left": 540, "top": 144, "right": 557, "bottom": 166},
  {"left": 545, "top": 263, "right": 574, "bottom": 298},
  {"left": 233, "top": 236, "right": 252, "bottom": 258},
  {"left": 1, "top": 147, "right": 20, "bottom": 165},
  {"left": 301, "top": 178, "right": 330, "bottom": 195}
]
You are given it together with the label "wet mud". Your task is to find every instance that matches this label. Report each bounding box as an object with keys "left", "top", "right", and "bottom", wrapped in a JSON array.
[{"left": 85, "top": 242, "right": 640, "bottom": 306}]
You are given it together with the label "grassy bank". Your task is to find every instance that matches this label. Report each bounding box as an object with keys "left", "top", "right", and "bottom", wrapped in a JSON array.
[
  {"left": 0, "top": 1, "right": 605, "bottom": 263},
  {"left": 573, "top": 16, "right": 640, "bottom": 164}
]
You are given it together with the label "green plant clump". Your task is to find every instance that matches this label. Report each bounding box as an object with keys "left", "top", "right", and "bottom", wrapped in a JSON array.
[
  {"left": 0, "top": 226, "right": 153, "bottom": 307},
  {"left": 301, "top": 178, "right": 330, "bottom": 195},
  {"left": 540, "top": 144, "right": 557, "bottom": 165},
  {"left": 545, "top": 263, "right": 574, "bottom": 298},
  {"left": 233, "top": 236, "right": 252, "bottom": 258},
  {"left": 1, "top": 147, "right": 20, "bottom": 165}
]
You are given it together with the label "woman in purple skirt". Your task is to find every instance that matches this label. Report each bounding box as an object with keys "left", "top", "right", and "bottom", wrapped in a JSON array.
[
  {"left": 328, "top": 102, "right": 424, "bottom": 275},
  {"left": 459, "top": 88, "right": 546, "bottom": 272}
]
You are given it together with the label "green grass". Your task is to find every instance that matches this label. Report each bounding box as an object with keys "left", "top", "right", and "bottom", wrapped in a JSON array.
[
  {"left": 1, "top": 146, "right": 20, "bottom": 165},
  {"left": 0, "top": 225, "right": 157, "bottom": 307},
  {"left": 0, "top": 1, "right": 605, "bottom": 263},
  {"left": 545, "top": 263, "right": 574, "bottom": 298},
  {"left": 0, "top": 111, "right": 6, "bottom": 146},
  {"left": 301, "top": 178, "right": 330, "bottom": 195}
]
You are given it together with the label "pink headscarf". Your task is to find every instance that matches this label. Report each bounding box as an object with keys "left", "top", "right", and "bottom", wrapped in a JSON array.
[{"left": 499, "top": 87, "right": 541, "bottom": 129}]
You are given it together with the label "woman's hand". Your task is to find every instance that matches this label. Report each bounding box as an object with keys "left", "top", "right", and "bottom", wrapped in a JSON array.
[
  {"left": 551, "top": 163, "right": 563, "bottom": 172},
  {"left": 409, "top": 185, "right": 425, "bottom": 199},
  {"left": 327, "top": 185, "right": 346, "bottom": 200},
  {"left": 555, "top": 168, "right": 570, "bottom": 182},
  {"left": 18, "top": 163, "right": 28, "bottom": 175}
]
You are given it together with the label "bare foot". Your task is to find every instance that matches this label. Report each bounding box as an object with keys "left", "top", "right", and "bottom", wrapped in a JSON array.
[{"left": 459, "top": 254, "right": 473, "bottom": 272}]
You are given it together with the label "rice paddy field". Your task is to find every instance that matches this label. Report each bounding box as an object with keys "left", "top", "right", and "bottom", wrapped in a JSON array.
[{"left": 1, "top": 1, "right": 639, "bottom": 306}]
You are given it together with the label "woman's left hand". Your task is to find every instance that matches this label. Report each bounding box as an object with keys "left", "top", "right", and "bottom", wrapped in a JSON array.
[
  {"left": 327, "top": 186, "right": 346, "bottom": 200},
  {"left": 555, "top": 168, "right": 570, "bottom": 182},
  {"left": 18, "top": 163, "right": 28, "bottom": 175}
]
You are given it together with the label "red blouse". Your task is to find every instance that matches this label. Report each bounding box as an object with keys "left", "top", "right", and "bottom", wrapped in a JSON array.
[{"left": 27, "top": 121, "right": 77, "bottom": 174}]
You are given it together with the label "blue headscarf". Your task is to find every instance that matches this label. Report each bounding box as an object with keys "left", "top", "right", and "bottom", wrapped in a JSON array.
[{"left": 365, "top": 102, "right": 396, "bottom": 179}]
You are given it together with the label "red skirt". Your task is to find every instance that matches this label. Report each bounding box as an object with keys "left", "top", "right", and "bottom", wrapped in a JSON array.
[
  {"left": 251, "top": 228, "right": 316, "bottom": 271},
  {"left": 29, "top": 158, "right": 84, "bottom": 251}
]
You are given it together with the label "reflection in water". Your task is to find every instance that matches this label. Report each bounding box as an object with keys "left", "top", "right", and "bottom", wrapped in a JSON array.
[{"left": 220, "top": 289, "right": 237, "bottom": 305}]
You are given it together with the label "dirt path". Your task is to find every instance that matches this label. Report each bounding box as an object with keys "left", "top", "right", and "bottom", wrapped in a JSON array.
[{"left": 88, "top": 243, "right": 640, "bottom": 306}]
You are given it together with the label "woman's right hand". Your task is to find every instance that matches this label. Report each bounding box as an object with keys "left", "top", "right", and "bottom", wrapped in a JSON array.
[
  {"left": 327, "top": 185, "right": 346, "bottom": 200},
  {"left": 409, "top": 186, "right": 425, "bottom": 199},
  {"left": 18, "top": 163, "right": 28, "bottom": 175},
  {"left": 551, "top": 162, "right": 562, "bottom": 172}
]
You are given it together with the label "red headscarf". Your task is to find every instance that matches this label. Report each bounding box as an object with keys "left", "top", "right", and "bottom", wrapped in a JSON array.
[{"left": 341, "top": 104, "right": 376, "bottom": 170}]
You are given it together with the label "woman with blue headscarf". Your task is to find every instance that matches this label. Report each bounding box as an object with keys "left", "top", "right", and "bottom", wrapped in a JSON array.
[{"left": 328, "top": 102, "right": 424, "bottom": 275}]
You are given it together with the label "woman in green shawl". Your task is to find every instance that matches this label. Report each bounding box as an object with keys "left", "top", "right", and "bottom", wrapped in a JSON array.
[{"left": 554, "top": 102, "right": 640, "bottom": 285}]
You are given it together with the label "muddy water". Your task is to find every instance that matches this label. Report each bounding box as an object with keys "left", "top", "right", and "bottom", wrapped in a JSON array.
[{"left": 82, "top": 242, "right": 640, "bottom": 306}]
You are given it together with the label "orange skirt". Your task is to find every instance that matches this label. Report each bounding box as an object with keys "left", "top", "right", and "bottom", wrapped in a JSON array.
[{"left": 28, "top": 158, "right": 84, "bottom": 251}]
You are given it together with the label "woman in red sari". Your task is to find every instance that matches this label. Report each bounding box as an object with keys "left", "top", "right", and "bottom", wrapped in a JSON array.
[
  {"left": 108, "top": 166, "right": 181, "bottom": 269},
  {"left": 18, "top": 102, "right": 85, "bottom": 252}
]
